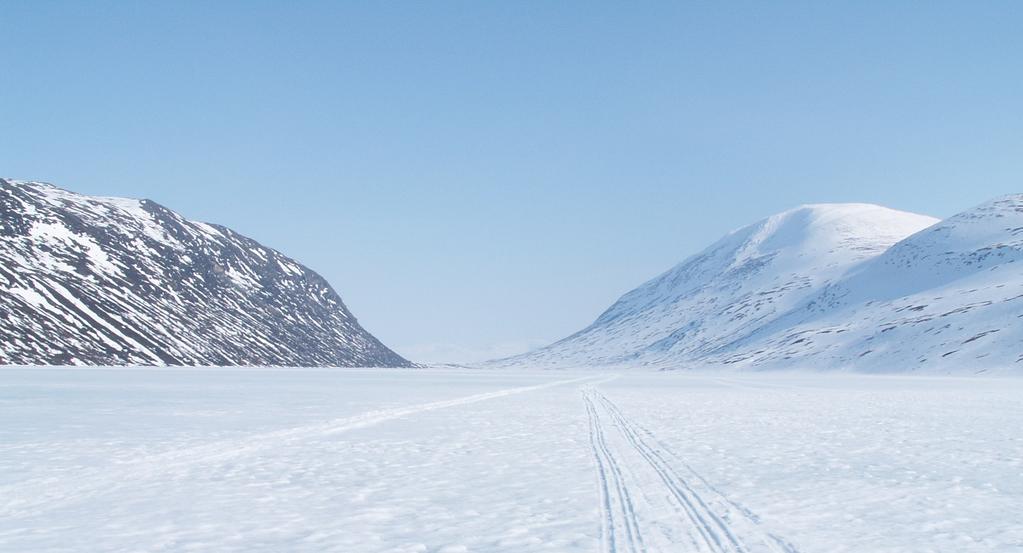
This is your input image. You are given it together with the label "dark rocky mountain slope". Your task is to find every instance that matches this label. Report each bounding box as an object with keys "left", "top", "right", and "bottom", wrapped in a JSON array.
[{"left": 0, "top": 178, "right": 410, "bottom": 367}]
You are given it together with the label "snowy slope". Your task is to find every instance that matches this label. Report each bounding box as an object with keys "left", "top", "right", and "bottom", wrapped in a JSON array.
[
  {"left": 0, "top": 178, "right": 410, "bottom": 367},
  {"left": 499, "top": 203, "right": 938, "bottom": 368},
  {"left": 720, "top": 194, "right": 1023, "bottom": 372}
]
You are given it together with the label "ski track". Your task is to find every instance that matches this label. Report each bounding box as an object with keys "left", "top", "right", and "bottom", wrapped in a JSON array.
[
  {"left": 0, "top": 375, "right": 599, "bottom": 518},
  {"left": 584, "top": 385, "right": 800, "bottom": 553}
]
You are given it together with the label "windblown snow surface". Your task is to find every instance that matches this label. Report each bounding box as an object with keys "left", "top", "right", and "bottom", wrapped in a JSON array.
[{"left": 2, "top": 368, "right": 1021, "bottom": 552}]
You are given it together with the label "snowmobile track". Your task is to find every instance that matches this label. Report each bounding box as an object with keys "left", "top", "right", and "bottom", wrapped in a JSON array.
[
  {"left": 585, "top": 392, "right": 648, "bottom": 552},
  {"left": 584, "top": 386, "right": 800, "bottom": 553}
]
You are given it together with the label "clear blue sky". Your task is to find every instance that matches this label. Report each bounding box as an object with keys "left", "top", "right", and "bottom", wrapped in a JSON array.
[{"left": 3, "top": 2, "right": 1021, "bottom": 363}]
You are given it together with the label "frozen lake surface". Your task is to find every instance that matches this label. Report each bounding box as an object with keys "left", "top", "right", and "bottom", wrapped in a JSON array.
[{"left": 1, "top": 368, "right": 1021, "bottom": 552}]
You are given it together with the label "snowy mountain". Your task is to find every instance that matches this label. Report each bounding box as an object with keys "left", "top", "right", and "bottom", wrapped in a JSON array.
[
  {"left": 499, "top": 203, "right": 939, "bottom": 369},
  {"left": 505, "top": 195, "right": 1023, "bottom": 373},
  {"left": 724, "top": 194, "right": 1023, "bottom": 372},
  {"left": 0, "top": 178, "right": 410, "bottom": 367}
]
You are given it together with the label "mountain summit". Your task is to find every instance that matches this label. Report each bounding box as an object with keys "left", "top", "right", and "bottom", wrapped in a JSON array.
[
  {"left": 0, "top": 178, "right": 410, "bottom": 367},
  {"left": 498, "top": 203, "right": 940, "bottom": 369},
  {"left": 734, "top": 194, "right": 1023, "bottom": 372}
]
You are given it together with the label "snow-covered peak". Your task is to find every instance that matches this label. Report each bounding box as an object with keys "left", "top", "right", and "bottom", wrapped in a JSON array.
[
  {"left": 497, "top": 192, "right": 1023, "bottom": 374},
  {"left": 719, "top": 192, "right": 1023, "bottom": 373},
  {"left": 595, "top": 203, "right": 936, "bottom": 324},
  {"left": 500, "top": 201, "right": 936, "bottom": 368},
  {"left": 745, "top": 203, "right": 939, "bottom": 259},
  {"left": 823, "top": 194, "right": 1023, "bottom": 303},
  {"left": 881, "top": 194, "right": 1023, "bottom": 267}
]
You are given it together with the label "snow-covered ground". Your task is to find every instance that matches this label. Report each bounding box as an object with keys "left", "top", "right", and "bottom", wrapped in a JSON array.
[{"left": 1, "top": 368, "right": 1021, "bottom": 552}]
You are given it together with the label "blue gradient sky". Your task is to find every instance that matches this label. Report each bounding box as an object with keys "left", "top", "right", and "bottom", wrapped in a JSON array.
[{"left": 3, "top": 2, "right": 1022, "bottom": 362}]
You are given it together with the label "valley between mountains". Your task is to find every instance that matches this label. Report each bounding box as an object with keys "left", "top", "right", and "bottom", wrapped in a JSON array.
[
  {"left": 4, "top": 179, "right": 1023, "bottom": 553},
  {"left": 6, "top": 178, "right": 1023, "bottom": 373}
]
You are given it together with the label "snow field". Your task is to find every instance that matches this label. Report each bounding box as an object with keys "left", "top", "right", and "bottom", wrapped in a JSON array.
[{"left": 1, "top": 368, "right": 1021, "bottom": 552}]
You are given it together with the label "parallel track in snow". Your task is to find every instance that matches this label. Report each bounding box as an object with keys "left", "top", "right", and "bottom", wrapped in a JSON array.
[
  {"left": 585, "top": 392, "right": 647, "bottom": 553},
  {"left": 584, "top": 386, "right": 800, "bottom": 553}
]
